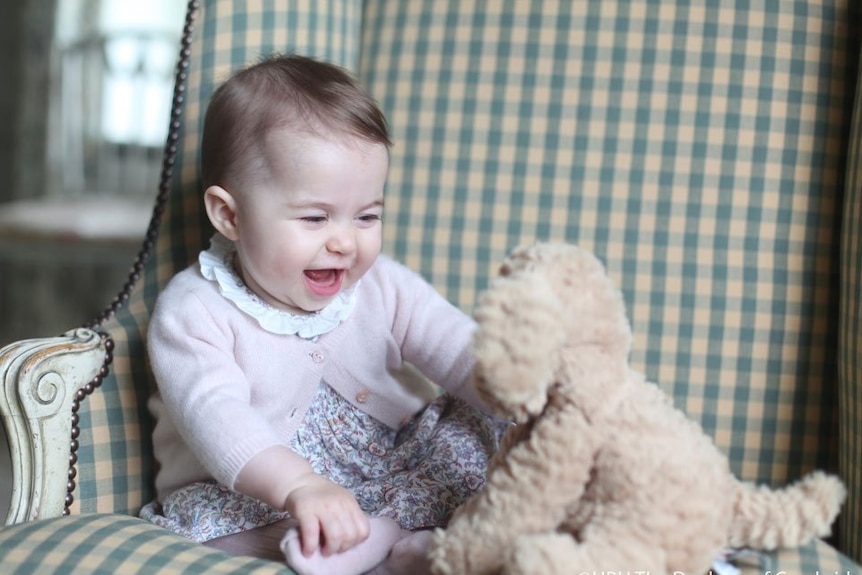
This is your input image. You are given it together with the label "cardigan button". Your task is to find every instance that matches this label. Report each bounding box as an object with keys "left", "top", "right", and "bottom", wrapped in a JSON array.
[
  {"left": 355, "top": 390, "right": 370, "bottom": 403},
  {"left": 310, "top": 351, "right": 325, "bottom": 364}
]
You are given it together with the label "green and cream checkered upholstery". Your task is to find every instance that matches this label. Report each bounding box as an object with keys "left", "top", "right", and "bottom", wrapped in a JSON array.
[
  {"left": 367, "top": 0, "right": 850, "bottom": 484},
  {"left": 0, "top": 515, "right": 289, "bottom": 574},
  {"left": 840, "top": 33, "right": 862, "bottom": 566},
  {"left": 1, "top": 0, "right": 859, "bottom": 572}
]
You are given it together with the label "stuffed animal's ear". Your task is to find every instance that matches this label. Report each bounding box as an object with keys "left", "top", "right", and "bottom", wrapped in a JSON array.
[
  {"left": 505, "top": 242, "right": 633, "bottom": 361},
  {"left": 471, "top": 271, "right": 567, "bottom": 421}
]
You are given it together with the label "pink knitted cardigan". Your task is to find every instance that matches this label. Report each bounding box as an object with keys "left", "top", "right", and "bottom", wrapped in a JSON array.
[{"left": 147, "top": 253, "right": 483, "bottom": 500}]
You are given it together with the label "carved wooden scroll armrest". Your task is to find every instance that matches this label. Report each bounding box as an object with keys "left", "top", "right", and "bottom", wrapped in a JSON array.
[{"left": 0, "top": 328, "right": 108, "bottom": 524}]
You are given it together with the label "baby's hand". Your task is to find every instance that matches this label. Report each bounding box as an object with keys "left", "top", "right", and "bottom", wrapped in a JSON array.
[{"left": 283, "top": 473, "right": 370, "bottom": 558}]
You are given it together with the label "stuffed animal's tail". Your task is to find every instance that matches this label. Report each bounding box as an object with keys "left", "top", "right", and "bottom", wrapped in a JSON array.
[{"left": 727, "top": 471, "right": 846, "bottom": 550}]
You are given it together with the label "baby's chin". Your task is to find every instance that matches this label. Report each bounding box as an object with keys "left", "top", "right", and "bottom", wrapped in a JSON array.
[
  {"left": 285, "top": 292, "right": 342, "bottom": 315},
  {"left": 259, "top": 293, "right": 325, "bottom": 315},
  {"left": 276, "top": 300, "right": 325, "bottom": 315}
]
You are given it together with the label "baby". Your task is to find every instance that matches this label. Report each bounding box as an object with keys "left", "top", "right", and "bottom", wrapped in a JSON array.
[{"left": 140, "top": 54, "right": 505, "bottom": 574}]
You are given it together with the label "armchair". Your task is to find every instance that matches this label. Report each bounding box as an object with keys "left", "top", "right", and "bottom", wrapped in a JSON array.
[{"left": 1, "top": 0, "right": 860, "bottom": 573}]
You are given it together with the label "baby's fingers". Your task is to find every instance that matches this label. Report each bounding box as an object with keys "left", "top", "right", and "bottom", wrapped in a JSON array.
[
  {"left": 320, "top": 511, "right": 367, "bottom": 555},
  {"left": 296, "top": 514, "right": 322, "bottom": 557}
]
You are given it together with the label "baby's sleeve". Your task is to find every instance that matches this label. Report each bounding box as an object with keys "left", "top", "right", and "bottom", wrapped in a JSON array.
[{"left": 147, "top": 279, "right": 285, "bottom": 491}]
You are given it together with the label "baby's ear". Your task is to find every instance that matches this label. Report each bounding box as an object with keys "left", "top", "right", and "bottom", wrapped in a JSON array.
[
  {"left": 472, "top": 270, "right": 567, "bottom": 416},
  {"left": 204, "top": 185, "right": 240, "bottom": 241}
]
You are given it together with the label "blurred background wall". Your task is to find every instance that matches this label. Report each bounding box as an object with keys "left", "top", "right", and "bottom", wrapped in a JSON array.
[{"left": 0, "top": 0, "right": 50, "bottom": 206}]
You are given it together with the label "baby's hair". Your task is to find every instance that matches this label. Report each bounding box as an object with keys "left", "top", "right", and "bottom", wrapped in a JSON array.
[{"left": 201, "top": 53, "right": 391, "bottom": 189}]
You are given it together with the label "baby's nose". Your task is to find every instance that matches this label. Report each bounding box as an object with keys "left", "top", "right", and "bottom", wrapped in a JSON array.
[{"left": 326, "top": 222, "right": 356, "bottom": 254}]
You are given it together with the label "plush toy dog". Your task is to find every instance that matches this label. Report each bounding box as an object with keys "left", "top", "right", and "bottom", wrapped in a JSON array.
[{"left": 428, "top": 242, "right": 846, "bottom": 575}]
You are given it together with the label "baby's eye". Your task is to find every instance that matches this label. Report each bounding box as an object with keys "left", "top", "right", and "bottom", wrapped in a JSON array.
[
  {"left": 301, "top": 216, "right": 328, "bottom": 223},
  {"left": 356, "top": 214, "right": 382, "bottom": 227}
]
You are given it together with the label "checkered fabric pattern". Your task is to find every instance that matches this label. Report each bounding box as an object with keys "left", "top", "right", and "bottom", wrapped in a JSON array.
[
  {"left": 0, "top": 515, "right": 290, "bottom": 574},
  {"left": 8, "top": 0, "right": 851, "bottom": 571},
  {"left": 0, "top": 515, "right": 856, "bottom": 574},
  {"left": 839, "top": 38, "right": 862, "bottom": 565},
  {"left": 363, "top": 0, "right": 854, "bottom": 489}
]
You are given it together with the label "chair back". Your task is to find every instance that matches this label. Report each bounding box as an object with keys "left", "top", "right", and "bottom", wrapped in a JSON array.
[
  {"left": 72, "top": 2, "right": 857, "bottom": 542},
  {"left": 362, "top": 0, "right": 854, "bottom": 486}
]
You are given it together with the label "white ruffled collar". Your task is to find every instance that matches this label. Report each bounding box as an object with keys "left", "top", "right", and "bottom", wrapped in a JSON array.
[{"left": 199, "top": 234, "right": 358, "bottom": 339}]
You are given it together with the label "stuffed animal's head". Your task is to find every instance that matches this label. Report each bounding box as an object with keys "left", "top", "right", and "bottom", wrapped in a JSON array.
[{"left": 472, "top": 243, "right": 632, "bottom": 422}]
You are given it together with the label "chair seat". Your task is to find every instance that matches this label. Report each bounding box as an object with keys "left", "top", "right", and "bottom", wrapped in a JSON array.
[
  {"left": 0, "top": 512, "right": 856, "bottom": 574},
  {"left": 0, "top": 514, "right": 292, "bottom": 574}
]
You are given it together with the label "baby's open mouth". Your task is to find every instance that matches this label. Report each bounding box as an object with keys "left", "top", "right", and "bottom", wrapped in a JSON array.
[{"left": 304, "top": 268, "right": 345, "bottom": 297}]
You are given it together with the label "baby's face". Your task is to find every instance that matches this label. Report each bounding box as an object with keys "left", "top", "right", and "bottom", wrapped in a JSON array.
[{"left": 230, "top": 129, "right": 389, "bottom": 314}]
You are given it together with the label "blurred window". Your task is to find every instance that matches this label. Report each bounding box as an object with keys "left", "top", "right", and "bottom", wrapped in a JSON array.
[{"left": 48, "top": 0, "right": 185, "bottom": 198}]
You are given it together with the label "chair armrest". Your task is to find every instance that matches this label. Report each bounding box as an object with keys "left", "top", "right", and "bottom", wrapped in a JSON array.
[{"left": 0, "top": 328, "right": 107, "bottom": 524}]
